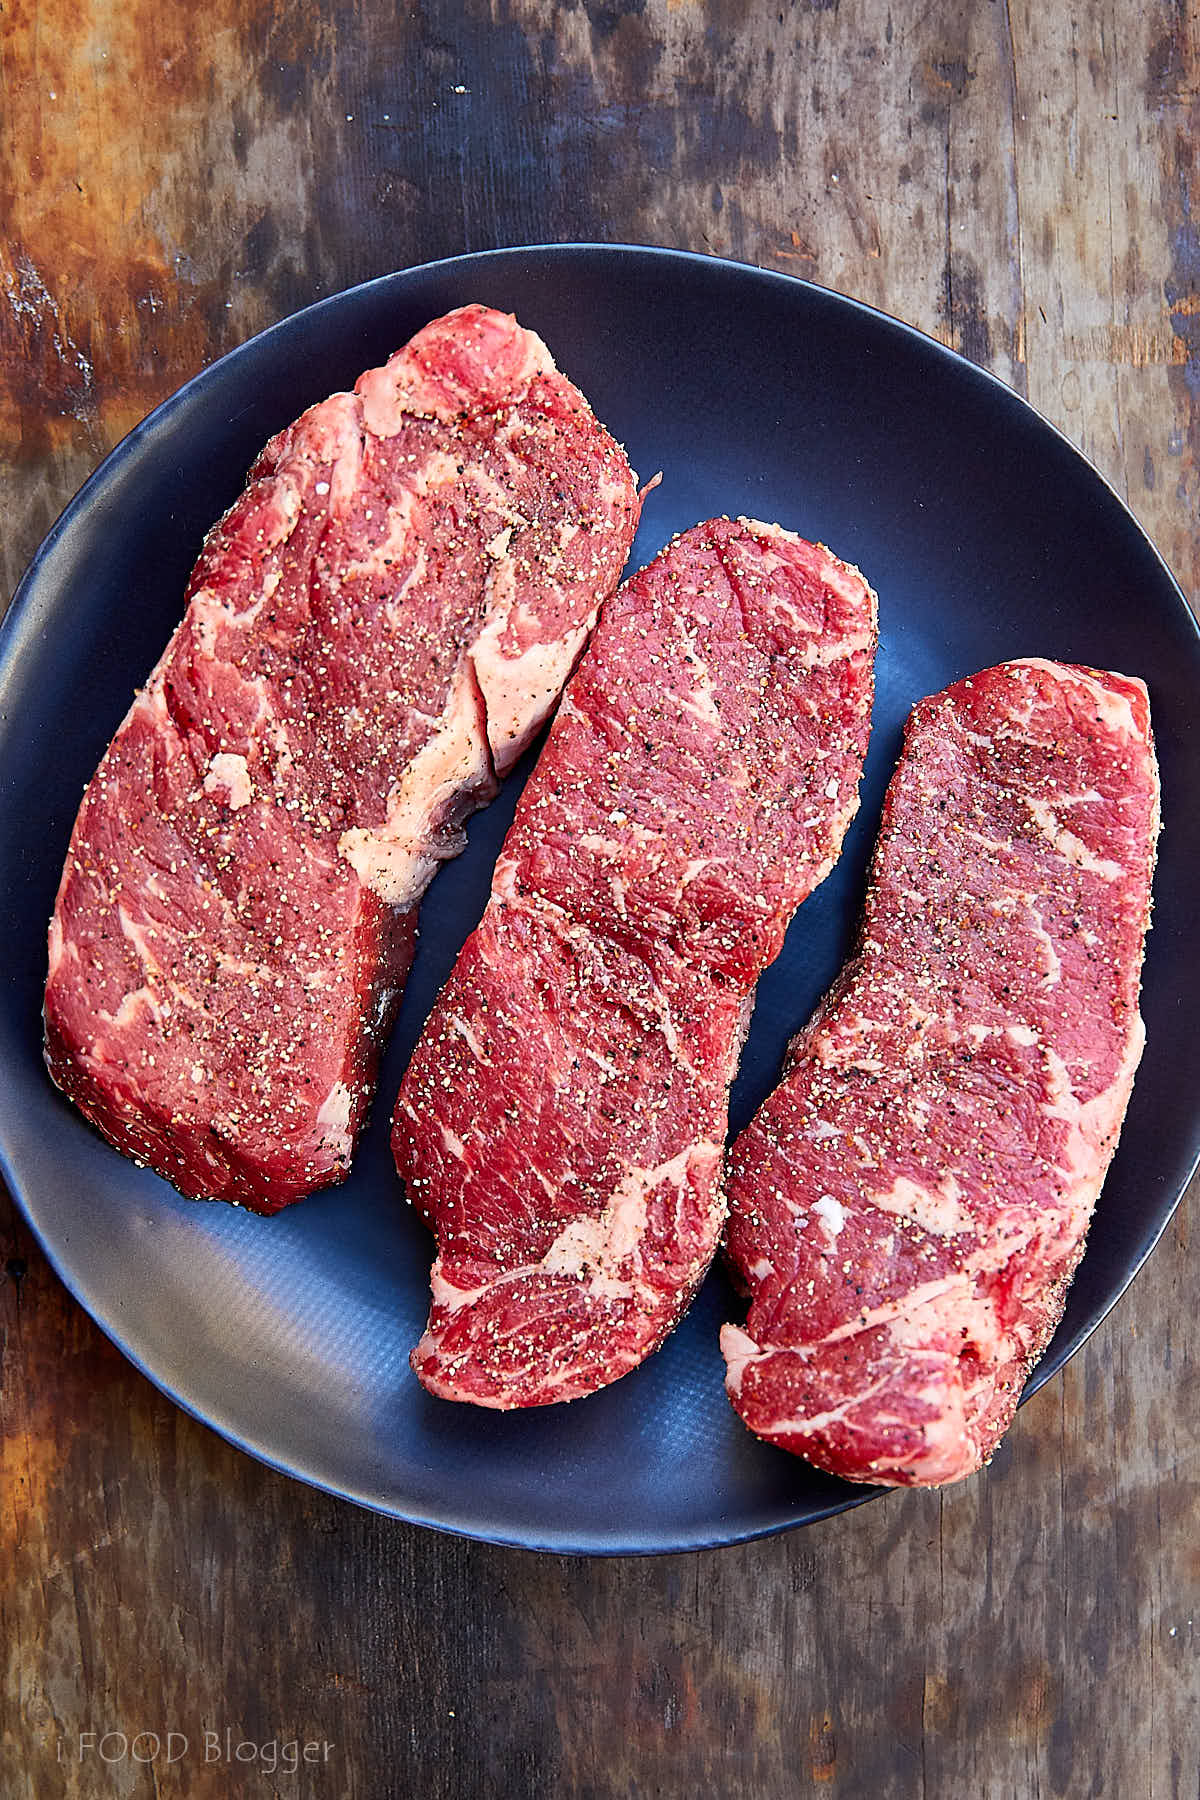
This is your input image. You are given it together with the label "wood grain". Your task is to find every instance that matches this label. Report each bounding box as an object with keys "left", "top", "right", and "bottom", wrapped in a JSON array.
[{"left": 2, "top": 2, "right": 1196, "bottom": 1795}]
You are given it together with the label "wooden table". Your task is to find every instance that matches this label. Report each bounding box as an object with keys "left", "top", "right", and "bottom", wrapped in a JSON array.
[{"left": 3, "top": 4, "right": 1197, "bottom": 1794}]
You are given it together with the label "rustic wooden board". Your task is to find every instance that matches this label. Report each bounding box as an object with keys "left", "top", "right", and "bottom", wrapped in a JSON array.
[{"left": 2, "top": 2, "right": 1196, "bottom": 1794}]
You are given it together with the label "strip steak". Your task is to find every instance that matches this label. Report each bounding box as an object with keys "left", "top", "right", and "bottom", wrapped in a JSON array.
[
  {"left": 722, "top": 659, "right": 1159, "bottom": 1485},
  {"left": 393, "top": 518, "right": 877, "bottom": 1407},
  {"left": 45, "top": 304, "right": 639, "bottom": 1210}
]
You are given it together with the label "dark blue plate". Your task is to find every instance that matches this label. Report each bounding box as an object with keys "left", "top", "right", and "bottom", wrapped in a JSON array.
[{"left": 2, "top": 246, "right": 1198, "bottom": 1553}]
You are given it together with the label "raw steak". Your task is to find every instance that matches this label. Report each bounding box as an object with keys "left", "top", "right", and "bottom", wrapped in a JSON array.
[
  {"left": 722, "top": 659, "right": 1159, "bottom": 1486},
  {"left": 393, "top": 518, "right": 878, "bottom": 1407},
  {"left": 45, "top": 304, "right": 640, "bottom": 1211}
]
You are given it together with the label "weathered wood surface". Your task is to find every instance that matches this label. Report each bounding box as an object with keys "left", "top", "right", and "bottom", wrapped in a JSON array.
[{"left": 2, "top": 2, "right": 1197, "bottom": 1795}]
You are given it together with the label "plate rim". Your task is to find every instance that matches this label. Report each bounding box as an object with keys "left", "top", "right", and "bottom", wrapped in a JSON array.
[{"left": 3, "top": 241, "right": 1198, "bottom": 1553}]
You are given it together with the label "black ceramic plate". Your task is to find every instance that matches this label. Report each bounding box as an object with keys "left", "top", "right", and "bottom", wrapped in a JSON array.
[{"left": 2, "top": 247, "right": 1198, "bottom": 1554}]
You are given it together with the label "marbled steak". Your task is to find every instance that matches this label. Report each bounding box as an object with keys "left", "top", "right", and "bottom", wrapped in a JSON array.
[
  {"left": 45, "top": 305, "right": 640, "bottom": 1210},
  {"left": 723, "top": 660, "right": 1159, "bottom": 1485},
  {"left": 394, "top": 518, "right": 877, "bottom": 1407}
]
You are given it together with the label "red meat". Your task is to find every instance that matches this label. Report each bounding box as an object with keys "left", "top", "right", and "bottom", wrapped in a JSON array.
[
  {"left": 45, "top": 305, "right": 639, "bottom": 1210},
  {"left": 394, "top": 518, "right": 877, "bottom": 1407},
  {"left": 722, "top": 660, "right": 1160, "bottom": 1485}
]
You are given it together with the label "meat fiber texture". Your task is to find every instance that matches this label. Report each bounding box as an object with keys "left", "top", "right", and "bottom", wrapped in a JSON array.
[
  {"left": 45, "top": 304, "right": 640, "bottom": 1211},
  {"left": 393, "top": 518, "right": 878, "bottom": 1408},
  {"left": 722, "top": 659, "right": 1160, "bottom": 1487}
]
